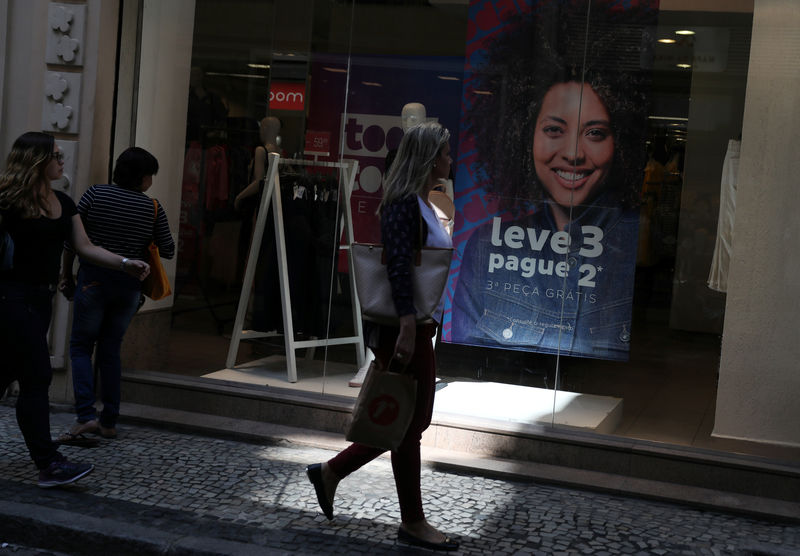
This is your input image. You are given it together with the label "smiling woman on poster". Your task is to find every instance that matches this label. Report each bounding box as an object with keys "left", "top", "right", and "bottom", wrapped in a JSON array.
[{"left": 450, "top": 8, "right": 651, "bottom": 361}]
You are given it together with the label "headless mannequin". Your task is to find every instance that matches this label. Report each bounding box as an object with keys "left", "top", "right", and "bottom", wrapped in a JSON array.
[
  {"left": 351, "top": 102, "right": 452, "bottom": 387},
  {"left": 234, "top": 116, "right": 281, "bottom": 209},
  {"left": 398, "top": 104, "right": 454, "bottom": 234},
  {"left": 354, "top": 103, "right": 430, "bottom": 387},
  {"left": 385, "top": 103, "right": 427, "bottom": 173},
  {"left": 401, "top": 102, "right": 426, "bottom": 130}
]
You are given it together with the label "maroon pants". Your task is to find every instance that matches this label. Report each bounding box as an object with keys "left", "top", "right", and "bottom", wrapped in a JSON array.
[{"left": 328, "top": 322, "right": 437, "bottom": 524}]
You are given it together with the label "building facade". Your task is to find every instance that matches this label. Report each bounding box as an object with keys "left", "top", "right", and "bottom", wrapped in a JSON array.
[{"left": 2, "top": 0, "right": 799, "bottom": 472}]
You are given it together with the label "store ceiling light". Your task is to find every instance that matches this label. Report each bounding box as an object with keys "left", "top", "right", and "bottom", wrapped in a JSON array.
[
  {"left": 658, "top": 38, "right": 676, "bottom": 44},
  {"left": 323, "top": 67, "right": 347, "bottom": 73},
  {"left": 676, "top": 63, "right": 692, "bottom": 69},
  {"left": 362, "top": 81, "right": 382, "bottom": 87},
  {"left": 675, "top": 29, "right": 695, "bottom": 35},
  {"left": 438, "top": 75, "right": 460, "bottom": 81},
  {"left": 648, "top": 116, "right": 689, "bottom": 121},
  {"left": 205, "top": 72, "right": 266, "bottom": 79},
  {"left": 247, "top": 63, "right": 270, "bottom": 69},
  {"left": 473, "top": 90, "right": 493, "bottom": 95}
]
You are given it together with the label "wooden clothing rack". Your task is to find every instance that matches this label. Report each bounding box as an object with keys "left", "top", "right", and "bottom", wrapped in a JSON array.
[{"left": 225, "top": 153, "right": 365, "bottom": 382}]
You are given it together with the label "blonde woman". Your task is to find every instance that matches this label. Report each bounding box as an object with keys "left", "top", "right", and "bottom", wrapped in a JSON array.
[
  {"left": 306, "top": 122, "right": 458, "bottom": 551},
  {"left": 0, "top": 132, "right": 149, "bottom": 488}
]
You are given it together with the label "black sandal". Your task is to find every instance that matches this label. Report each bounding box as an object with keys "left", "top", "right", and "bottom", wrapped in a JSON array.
[
  {"left": 55, "top": 432, "right": 100, "bottom": 448},
  {"left": 398, "top": 526, "right": 459, "bottom": 552}
]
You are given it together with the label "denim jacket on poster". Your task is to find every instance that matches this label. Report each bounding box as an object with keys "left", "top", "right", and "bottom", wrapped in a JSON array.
[{"left": 451, "top": 195, "right": 639, "bottom": 361}]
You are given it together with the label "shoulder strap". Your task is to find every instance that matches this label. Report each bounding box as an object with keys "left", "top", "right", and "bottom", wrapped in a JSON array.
[
  {"left": 415, "top": 198, "right": 431, "bottom": 251},
  {"left": 151, "top": 199, "right": 159, "bottom": 236}
]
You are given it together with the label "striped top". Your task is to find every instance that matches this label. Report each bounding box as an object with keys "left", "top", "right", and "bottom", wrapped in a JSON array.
[{"left": 77, "top": 184, "right": 175, "bottom": 261}]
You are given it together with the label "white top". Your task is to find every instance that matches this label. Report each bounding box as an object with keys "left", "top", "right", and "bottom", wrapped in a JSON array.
[{"left": 418, "top": 195, "right": 452, "bottom": 323}]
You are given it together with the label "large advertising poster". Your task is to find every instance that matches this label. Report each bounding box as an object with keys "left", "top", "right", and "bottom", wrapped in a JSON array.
[{"left": 443, "top": 0, "right": 660, "bottom": 361}]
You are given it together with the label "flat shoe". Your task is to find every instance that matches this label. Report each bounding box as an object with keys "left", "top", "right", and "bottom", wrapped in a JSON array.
[
  {"left": 306, "top": 463, "right": 334, "bottom": 520},
  {"left": 98, "top": 426, "right": 117, "bottom": 439},
  {"left": 397, "top": 526, "right": 459, "bottom": 551},
  {"left": 55, "top": 432, "right": 99, "bottom": 448},
  {"left": 70, "top": 420, "right": 99, "bottom": 436}
]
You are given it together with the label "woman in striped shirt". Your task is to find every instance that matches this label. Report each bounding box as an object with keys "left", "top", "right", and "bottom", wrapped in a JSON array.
[{"left": 59, "top": 147, "right": 174, "bottom": 443}]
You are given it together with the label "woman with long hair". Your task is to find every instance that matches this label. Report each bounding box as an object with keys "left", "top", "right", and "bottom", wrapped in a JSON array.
[
  {"left": 306, "top": 122, "right": 458, "bottom": 551},
  {"left": 0, "top": 132, "right": 149, "bottom": 488}
]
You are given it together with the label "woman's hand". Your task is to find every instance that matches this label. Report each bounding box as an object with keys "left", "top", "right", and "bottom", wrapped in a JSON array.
[
  {"left": 122, "top": 259, "right": 150, "bottom": 281},
  {"left": 71, "top": 215, "right": 150, "bottom": 280},
  {"left": 58, "top": 274, "right": 75, "bottom": 301},
  {"left": 393, "top": 314, "right": 416, "bottom": 364}
]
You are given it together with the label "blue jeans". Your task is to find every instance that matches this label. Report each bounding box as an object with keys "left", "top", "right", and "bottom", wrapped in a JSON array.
[
  {"left": 0, "top": 281, "right": 61, "bottom": 469},
  {"left": 70, "top": 264, "right": 141, "bottom": 428}
]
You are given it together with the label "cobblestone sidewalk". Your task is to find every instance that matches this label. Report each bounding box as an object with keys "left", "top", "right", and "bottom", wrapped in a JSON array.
[{"left": 1, "top": 404, "right": 799, "bottom": 555}]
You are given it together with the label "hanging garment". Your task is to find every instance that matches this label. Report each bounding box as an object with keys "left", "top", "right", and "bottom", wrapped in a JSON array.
[
  {"left": 707, "top": 139, "right": 740, "bottom": 292},
  {"left": 636, "top": 157, "right": 664, "bottom": 266},
  {"left": 204, "top": 145, "right": 229, "bottom": 210}
]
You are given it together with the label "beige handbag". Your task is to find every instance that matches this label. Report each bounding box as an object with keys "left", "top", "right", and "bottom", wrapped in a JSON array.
[{"left": 350, "top": 242, "right": 453, "bottom": 325}]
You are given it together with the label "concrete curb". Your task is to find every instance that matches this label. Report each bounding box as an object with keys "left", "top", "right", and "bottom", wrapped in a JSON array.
[{"left": 0, "top": 501, "right": 283, "bottom": 556}]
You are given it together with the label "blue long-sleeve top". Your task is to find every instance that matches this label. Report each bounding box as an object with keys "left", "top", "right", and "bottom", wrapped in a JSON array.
[{"left": 380, "top": 194, "right": 428, "bottom": 318}]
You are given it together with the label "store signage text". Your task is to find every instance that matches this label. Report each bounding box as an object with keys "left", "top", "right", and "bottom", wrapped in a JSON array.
[
  {"left": 269, "top": 82, "right": 305, "bottom": 111},
  {"left": 487, "top": 217, "right": 604, "bottom": 288},
  {"left": 304, "top": 130, "right": 331, "bottom": 155}
]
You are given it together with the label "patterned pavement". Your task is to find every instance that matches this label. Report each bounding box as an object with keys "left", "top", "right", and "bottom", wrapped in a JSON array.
[{"left": 1, "top": 403, "right": 799, "bottom": 555}]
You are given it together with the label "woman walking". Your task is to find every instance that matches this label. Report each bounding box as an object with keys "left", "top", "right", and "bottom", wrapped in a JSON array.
[
  {"left": 59, "top": 147, "right": 174, "bottom": 441},
  {"left": 0, "top": 132, "right": 149, "bottom": 487},
  {"left": 306, "top": 122, "right": 458, "bottom": 551}
]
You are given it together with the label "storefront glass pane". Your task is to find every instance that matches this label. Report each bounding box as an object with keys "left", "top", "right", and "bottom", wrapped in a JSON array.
[
  {"left": 170, "top": 0, "right": 355, "bottom": 394},
  {"left": 555, "top": 3, "right": 753, "bottom": 450},
  {"left": 134, "top": 0, "right": 796, "bottom": 459}
]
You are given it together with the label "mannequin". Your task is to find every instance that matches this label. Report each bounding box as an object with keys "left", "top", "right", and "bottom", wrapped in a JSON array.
[
  {"left": 429, "top": 182, "right": 455, "bottom": 237},
  {"left": 234, "top": 116, "right": 281, "bottom": 209},
  {"left": 401, "top": 102, "right": 426, "bottom": 130},
  {"left": 385, "top": 103, "right": 427, "bottom": 173},
  {"left": 398, "top": 104, "right": 456, "bottom": 235},
  {"left": 350, "top": 103, "right": 452, "bottom": 387}
]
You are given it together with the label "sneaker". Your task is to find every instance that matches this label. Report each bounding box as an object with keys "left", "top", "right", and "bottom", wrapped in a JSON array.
[
  {"left": 38, "top": 459, "right": 94, "bottom": 488},
  {"left": 348, "top": 365, "right": 368, "bottom": 387}
]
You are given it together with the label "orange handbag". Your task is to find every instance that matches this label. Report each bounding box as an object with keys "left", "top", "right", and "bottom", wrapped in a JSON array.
[{"left": 141, "top": 199, "right": 171, "bottom": 300}]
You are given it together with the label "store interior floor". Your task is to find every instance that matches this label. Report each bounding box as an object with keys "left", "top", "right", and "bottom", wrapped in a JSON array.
[{"left": 161, "top": 288, "right": 800, "bottom": 465}]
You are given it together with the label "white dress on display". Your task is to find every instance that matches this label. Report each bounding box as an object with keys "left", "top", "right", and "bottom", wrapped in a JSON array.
[{"left": 707, "top": 139, "right": 740, "bottom": 292}]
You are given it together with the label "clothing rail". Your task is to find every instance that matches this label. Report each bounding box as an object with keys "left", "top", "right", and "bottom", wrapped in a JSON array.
[{"left": 226, "top": 153, "right": 365, "bottom": 382}]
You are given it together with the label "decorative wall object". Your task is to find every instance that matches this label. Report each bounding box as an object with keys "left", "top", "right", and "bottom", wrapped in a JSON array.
[
  {"left": 42, "top": 70, "right": 81, "bottom": 134},
  {"left": 46, "top": 2, "right": 86, "bottom": 66}
]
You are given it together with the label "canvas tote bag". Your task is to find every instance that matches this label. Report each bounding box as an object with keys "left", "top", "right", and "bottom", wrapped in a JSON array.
[{"left": 345, "top": 358, "right": 417, "bottom": 451}]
